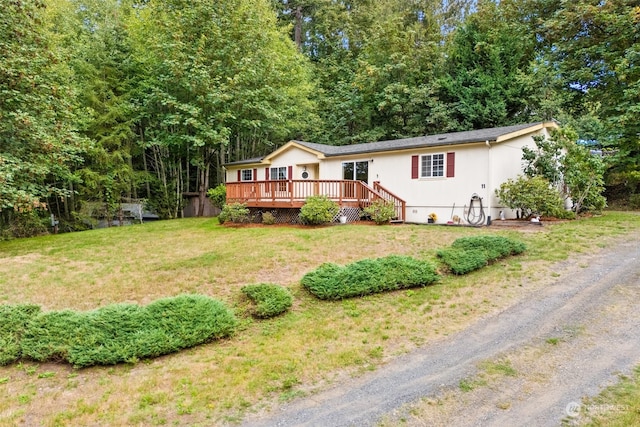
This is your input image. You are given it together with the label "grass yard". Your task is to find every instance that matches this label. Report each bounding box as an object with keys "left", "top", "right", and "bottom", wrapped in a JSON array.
[
  {"left": 580, "top": 366, "right": 640, "bottom": 426},
  {"left": 0, "top": 212, "right": 639, "bottom": 426}
]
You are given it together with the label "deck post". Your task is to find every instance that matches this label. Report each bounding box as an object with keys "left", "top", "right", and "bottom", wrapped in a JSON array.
[{"left": 289, "top": 180, "right": 294, "bottom": 204}]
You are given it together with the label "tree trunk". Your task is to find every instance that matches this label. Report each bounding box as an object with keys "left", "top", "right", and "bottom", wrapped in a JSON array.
[
  {"left": 154, "top": 145, "right": 169, "bottom": 206},
  {"left": 64, "top": 181, "right": 73, "bottom": 220},
  {"left": 197, "top": 162, "right": 210, "bottom": 217},
  {"left": 128, "top": 150, "right": 135, "bottom": 199},
  {"left": 294, "top": 6, "right": 303, "bottom": 50},
  {"left": 140, "top": 126, "right": 151, "bottom": 200},
  {"left": 175, "top": 161, "right": 182, "bottom": 219},
  {"left": 186, "top": 145, "right": 190, "bottom": 193},
  {"left": 218, "top": 149, "right": 225, "bottom": 184},
  {"left": 142, "top": 148, "right": 151, "bottom": 200}
]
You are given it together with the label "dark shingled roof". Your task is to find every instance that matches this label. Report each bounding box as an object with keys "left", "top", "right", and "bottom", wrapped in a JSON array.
[
  {"left": 228, "top": 156, "right": 264, "bottom": 166},
  {"left": 225, "top": 122, "right": 547, "bottom": 166}
]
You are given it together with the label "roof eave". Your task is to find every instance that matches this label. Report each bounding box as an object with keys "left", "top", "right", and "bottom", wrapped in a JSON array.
[
  {"left": 222, "top": 159, "right": 266, "bottom": 168},
  {"left": 495, "top": 121, "right": 558, "bottom": 143},
  {"left": 263, "top": 141, "right": 326, "bottom": 162},
  {"left": 322, "top": 139, "right": 495, "bottom": 158}
]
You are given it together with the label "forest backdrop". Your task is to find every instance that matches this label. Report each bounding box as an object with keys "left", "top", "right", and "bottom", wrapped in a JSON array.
[{"left": 1, "top": 0, "right": 638, "bottom": 234}]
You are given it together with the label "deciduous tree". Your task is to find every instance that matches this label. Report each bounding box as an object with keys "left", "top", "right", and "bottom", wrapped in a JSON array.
[{"left": 0, "top": 0, "right": 85, "bottom": 224}]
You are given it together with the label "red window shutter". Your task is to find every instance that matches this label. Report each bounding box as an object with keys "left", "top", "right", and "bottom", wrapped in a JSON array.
[
  {"left": 253, "top": 168, "right": 257, "bottom": 181},
  {"left": 446, "top": 152, "right": 455, "bottom": 178},
  {"left": 411, "top": 155, "right": 419, "bottom": 179},
  {"left": 288, "top": 165, "right": 293, "bottom": 180},
  {"left": 265, "top": 167, "right": 270, "bottom": 180},
  {"left": 237, "top": 170, "right": 241, "bottom": 181}
]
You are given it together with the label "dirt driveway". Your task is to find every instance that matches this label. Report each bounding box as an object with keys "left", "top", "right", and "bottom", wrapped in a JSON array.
[{"left": 241, "top": 234, "right": 640, "bottom": 427}]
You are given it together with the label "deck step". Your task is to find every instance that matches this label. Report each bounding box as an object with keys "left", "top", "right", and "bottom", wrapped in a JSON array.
[{"left": 389, "top": 219, "right": 404, "bottom": 224}]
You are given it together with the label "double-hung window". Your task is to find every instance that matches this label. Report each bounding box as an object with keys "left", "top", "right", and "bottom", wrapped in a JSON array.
[
  {"left": 421, "top": 153, "right": 444, "bottom": 178},
  {"left": 411, "top": 152, "right": 454, "bottom": 179},
  {"left": 241, "top": 169, "right": 253, "bottom": 181}
]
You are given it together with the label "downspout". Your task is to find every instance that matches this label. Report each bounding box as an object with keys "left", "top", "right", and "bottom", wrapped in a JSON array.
[{"left": 485, "top": 140, "right": 492, "bottom": 225}]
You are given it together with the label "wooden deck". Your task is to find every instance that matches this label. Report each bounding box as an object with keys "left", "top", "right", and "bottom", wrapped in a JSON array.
[{"left": 226, "top": 180, "right": 406, "bottom": 222}]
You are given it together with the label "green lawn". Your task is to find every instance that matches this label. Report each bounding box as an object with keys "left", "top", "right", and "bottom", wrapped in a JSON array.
[
  {"left": 579, "top": 366, "right": 640, "bottom": 426},
  {"left": 0, "top": 212, "right": 638, "bottom": 426}
]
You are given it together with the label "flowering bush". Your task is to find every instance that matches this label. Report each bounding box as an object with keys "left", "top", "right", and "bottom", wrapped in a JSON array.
[{"left": 363, "top": 199, "right": 396, "bottom": 224}]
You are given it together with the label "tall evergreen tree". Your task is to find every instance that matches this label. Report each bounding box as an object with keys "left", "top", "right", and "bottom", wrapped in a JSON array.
[
  {"left": 351, "top": 1, "right": 451, "bottom": 140},
  {"left": 64, "top": 0, "right": 141, "bottom": 221},
  {"left": 274, "top": 0, "right": 474, "bottom": 145},
  {"left": 437, "top": 0, "right": 541, "bottom": 130},
  {"left": 542, "top": 0, "right": 640, "bottom": 200}
]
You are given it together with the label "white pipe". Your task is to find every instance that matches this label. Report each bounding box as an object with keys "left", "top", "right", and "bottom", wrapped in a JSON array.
[{"left": 485, "top": 140, "right": 492, "bottom": 225}]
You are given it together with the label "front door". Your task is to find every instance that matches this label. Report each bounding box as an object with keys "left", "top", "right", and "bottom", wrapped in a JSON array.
[{"left": 270, "top": 166, "right": 288, "bottom": 194}]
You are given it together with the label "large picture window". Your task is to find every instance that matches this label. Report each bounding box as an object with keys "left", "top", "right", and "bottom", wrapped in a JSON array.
[{"left": 420, "top": 154, "right": 444, "bottom": 178}]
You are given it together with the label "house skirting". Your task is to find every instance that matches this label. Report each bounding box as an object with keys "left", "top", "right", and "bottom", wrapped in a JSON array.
[{"left": 248, "top": 207, "right": 362, "bottom": 224}]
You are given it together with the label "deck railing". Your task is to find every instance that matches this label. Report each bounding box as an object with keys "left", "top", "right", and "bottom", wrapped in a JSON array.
[
  {"left": 373, "top": 181, "right": 406, "bottom": 222},
  {"left": 226, "top": 180, "right": 405, "bottom": 221}
]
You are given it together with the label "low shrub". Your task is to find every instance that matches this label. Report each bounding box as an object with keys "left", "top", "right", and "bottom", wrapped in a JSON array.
[
  {"left": 436, "top": 248, "right": 489, "bottom": 275},
  {"left": 0, "top": 304, "right": 41, "bottom": 365},
  {"left": 261, "top": 211, "right": 276, "bottom": 225},
  {"left": 7, "top": 211, "right": 50, "bottom": 238},
  {"left": 451, "top": 235, "right": 526, "bottom": 258},
  {"left": 20, "top": 310, "right": 85, "bottom": 362},
  {"left": 301, "top": 255, "right": 439, "bottom": 300},
  {"left": 207, "top": 184, "right": 227, "bottom": 210},
  {"left": 437, "top": 235, "right": 526, "bottom": 274},
  {"left": 554, "top": 209, "right": 577, "bottom": 220},
  {"left": 300, "top": 195, "right": 339, "bottom": 225},
  {"left": 496, "top": 175, "right": 567, "bottom": 218},
  {"left": 219, "top": 203, "right": 250, "bottom": 224},
  {"left": 20, "top": 294, "right": 236, "bottom": 367},
  {"left": 363, "top": 199, "right": 396, "bottom": 225},
  {"left": 241, "top": 283, "right": 293, "bottom": 318}
]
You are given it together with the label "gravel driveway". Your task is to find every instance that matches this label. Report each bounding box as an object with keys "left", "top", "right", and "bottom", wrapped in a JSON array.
[{"left": 241, "top": 234, "right": 640, "bottom": 427}]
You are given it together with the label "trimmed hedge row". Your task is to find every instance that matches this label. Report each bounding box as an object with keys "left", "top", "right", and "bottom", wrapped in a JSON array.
[
  {"left": 1, "top": 294, "right": 236, "bottom": 367},
  {"left": 437, "top": 235, "right": 526, "bottom": 275},
  {"left": 301, "top": 255, "right": 439, "bottom": 300},
  {"left": 241, "top": 283, "right": 293, "bottom": 318},
  {"left": 0, "top": 304, "right": 41, "bottom": 366}
]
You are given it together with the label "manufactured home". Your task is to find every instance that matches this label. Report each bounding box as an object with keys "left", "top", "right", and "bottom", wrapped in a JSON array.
[{"left": 223, "top": 122, "right": 558, "bottom": 225}]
